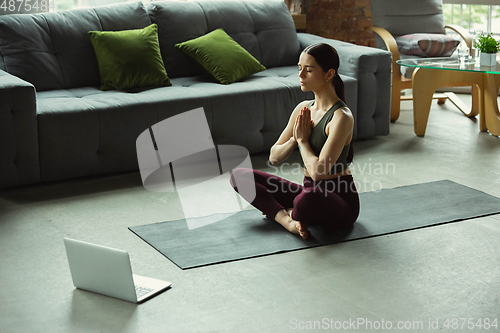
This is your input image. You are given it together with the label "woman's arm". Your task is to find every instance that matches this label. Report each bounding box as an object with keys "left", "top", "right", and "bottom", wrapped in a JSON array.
[
  {"left": 269, "top": 101, "right": 310, "bottom": 165},
  {"left": 296, "top": 107, "right": 353, "bottom": 181},
  {"left": 269, "top": 136, "right": 297, "bottom": 166}
]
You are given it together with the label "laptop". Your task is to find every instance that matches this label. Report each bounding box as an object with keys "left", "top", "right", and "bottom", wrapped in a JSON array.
[{"left": 64, "top": 238, "right": 171, "bottom": 303}]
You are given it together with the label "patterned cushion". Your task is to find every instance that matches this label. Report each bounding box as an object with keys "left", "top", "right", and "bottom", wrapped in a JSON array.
[{"left": 396, "top": 33, "right": 460, "bottom": 57}]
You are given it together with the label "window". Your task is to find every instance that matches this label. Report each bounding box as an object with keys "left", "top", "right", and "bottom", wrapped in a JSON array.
[{"left": 443, "top": 0, "right": 500, "bottom": 37}]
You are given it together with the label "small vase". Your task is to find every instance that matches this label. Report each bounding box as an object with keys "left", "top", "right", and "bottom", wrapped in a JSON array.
[{"left": 479, "top": 52, "right": 497, "bottom": 67}]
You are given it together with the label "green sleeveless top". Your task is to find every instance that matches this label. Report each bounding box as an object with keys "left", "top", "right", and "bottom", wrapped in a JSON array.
[{"left": 300, "top": 100, "right": 350, "bottom": 175}]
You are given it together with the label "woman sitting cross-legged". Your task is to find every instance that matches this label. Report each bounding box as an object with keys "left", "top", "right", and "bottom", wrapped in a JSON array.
[{"left": 230, "top": 43, "right": 360, "bottom": 239}]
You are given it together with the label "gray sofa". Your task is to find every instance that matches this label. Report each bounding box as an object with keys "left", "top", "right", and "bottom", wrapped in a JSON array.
[{"left": 0, "top": 0, "right": 392, "bottom": 189}]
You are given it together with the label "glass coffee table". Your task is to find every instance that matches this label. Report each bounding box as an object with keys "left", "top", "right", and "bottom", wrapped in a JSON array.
[{"left": 397, "top": 57, "right": 500, "bottom": 136}]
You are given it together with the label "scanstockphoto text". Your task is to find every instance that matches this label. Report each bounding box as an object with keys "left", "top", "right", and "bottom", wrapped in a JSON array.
[
  {"left": 1, "top": 0, "right": 55, "bottom": 12},
  {"left": 290, "top": 317, "right": 499, "bottom": 331},
  {"left": 266, "top": 158, "right": 395, "bottom": 194}
]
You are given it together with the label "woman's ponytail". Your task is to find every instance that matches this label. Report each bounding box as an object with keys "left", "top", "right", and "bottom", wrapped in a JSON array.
[{"left": 331, "top": 73, "right": 345, "bottom": 103}]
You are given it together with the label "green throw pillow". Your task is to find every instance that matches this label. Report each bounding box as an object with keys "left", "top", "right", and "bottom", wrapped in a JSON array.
[
  {"left": 175, "top": 28, "right": 266, "bottom": 84},
  {"left": 88, "top": 24, "right": 171, "bottom": 91}
]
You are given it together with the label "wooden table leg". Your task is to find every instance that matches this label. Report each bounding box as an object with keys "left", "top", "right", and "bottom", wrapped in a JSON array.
[
  {"left": 412, "top": 68, "right": 484, "bottom": 136},
  {"left": 443, "top": 89, "right": 480, "bottom": 118},
  {"left": 412, "top": 68, "right": 439, "bottom": 136},
  {"left": 478, "top": 79, "right": 486, "bottom": 132},
  {"left": 471, "top": 84, "right": 481, "bottom": 118},
  {"left": 483, "top": 74, "right": 500, "bottom": 136}
]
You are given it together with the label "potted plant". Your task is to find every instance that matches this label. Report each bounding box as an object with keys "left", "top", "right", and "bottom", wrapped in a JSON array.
[{"left": 473, "top": 33, "right": 500, "bottom": 66}]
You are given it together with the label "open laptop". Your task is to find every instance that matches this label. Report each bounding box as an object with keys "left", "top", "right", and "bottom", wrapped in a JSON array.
[{"left": 64, "top": 238, "right": 171, "bottom": 303}]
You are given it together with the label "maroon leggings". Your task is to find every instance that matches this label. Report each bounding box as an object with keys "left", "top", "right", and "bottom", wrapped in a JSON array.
[{"left": 230, "top": 168, "right": 359, "bottom": 232}]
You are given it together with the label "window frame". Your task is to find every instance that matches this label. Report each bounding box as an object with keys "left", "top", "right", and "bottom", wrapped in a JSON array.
[{"left": 443, "top": 0, "right": 499, "bottom": 34}]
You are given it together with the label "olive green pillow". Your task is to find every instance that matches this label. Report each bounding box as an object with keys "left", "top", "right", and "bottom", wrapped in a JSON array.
[
  {"left": 175, "top": 28, "right": 266, "bottom": 84},
  {"left": 88, "top": 24, "right": 171, "bottom": 91}
]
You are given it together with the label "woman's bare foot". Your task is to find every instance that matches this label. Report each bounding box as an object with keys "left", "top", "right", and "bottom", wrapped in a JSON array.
[
  {"left": 286, "top": 208, "right": 309, "bottom": 237},
  {"left": 274, "top": 209, "right": 309, "bottom": 239}
]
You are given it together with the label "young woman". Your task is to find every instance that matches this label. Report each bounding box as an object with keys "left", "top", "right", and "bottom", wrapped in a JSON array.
[{"left": 230, "top": 43, "right": 359, "bottom": 239}]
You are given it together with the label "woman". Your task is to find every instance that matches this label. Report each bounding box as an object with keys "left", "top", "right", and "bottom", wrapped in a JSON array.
[{"left": 230, "top": 43, "right": 359, "bottom": 239}]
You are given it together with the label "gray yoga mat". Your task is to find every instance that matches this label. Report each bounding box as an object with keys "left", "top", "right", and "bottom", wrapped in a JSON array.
[{"left": 129, "top": 180, "right": 500, "bottom": 269}]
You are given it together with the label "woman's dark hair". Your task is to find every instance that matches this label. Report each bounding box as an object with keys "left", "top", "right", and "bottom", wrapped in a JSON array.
[
  {"left": 302, "top": 43, "right": 345, "bottom": 103},
  {"left": 302, "top": 43, "right": 353, "bottom": 163}
]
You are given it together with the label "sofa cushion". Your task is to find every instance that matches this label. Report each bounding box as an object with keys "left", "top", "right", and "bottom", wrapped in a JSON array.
[
  {"left": 89, "top": 23, "right": 171, "bottom": 90},
  {"left": 371, "top": 0, "right": 446, "bottom": 50},
  {"left": 35, "top": 86, "right": 202, "bottom": 181},
  {"left": 175, "top": 28, "right": 266, "bottom": 84},
  {"left": 0, "top": 2, "right": 151, "bottom": 91},
  {"left": 371, "top": 0, "right": 445, "bottom": 37},
  {"left": 148, "top": 0, "right": 300, "bottom": 78},
  {"left": 396, "top": 33, "right": 460, "bottom": 57}
]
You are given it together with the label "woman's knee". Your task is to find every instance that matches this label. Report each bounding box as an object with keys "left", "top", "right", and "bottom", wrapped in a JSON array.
[
  {"left": 295, "top": 188, "right": 322, "bottom": 204},
  {"left": 229, "top": 167, "right": 252, "bottom": 189},
  {"left": 292, "top": 189, "right": 321, "bottom": 220}
]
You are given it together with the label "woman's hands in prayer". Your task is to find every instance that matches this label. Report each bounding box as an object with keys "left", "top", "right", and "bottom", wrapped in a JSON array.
[{"left": 293, "top": 107, "right": 313, "bottom": 144}]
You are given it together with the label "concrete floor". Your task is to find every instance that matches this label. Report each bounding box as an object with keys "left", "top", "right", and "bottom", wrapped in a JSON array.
[{"left": 1, "top": 94, "right": 500, "bottom": 333}]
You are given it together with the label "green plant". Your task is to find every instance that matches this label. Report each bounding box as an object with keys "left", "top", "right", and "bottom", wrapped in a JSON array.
[{"left": 473, "top": 33, "right": 500, "bottom": 54}]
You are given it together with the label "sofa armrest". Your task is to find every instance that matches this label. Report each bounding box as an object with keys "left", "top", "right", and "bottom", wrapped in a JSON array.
[
  {"left": 0, "top": 70, "right": 40, "bottom": 188},
  {"left": 297, "top": 33, "right": 393, "bottom": 139}
]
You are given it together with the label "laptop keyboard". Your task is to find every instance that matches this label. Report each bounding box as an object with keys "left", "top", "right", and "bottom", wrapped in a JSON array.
[{"left": 135, "top": 285, "right": 154, "bottom": 299}]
